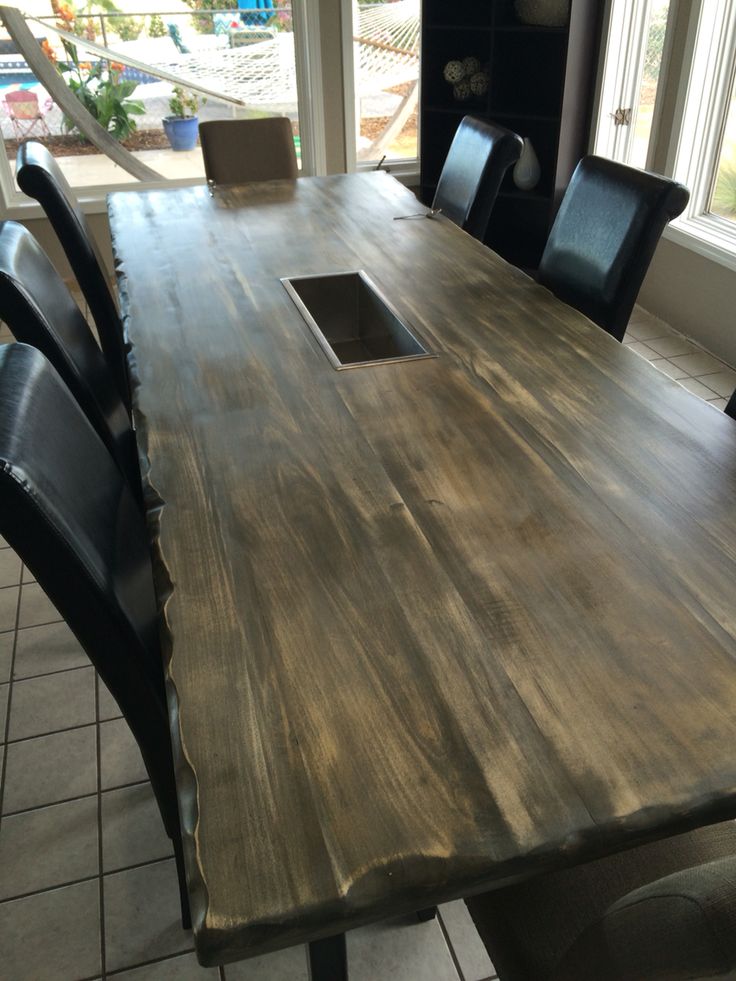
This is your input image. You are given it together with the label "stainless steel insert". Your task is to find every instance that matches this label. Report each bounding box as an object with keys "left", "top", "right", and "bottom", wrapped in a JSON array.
[{"left": 281, "top": 270, "right": 435, "bottom": 370}]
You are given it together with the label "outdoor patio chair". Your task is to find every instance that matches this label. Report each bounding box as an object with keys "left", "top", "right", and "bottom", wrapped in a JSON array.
[
  {"left": 15, "top": 140, "right": 131, "bottom": 412},
  {"left": 199, "top": 116, "right": 298, "bottom": 186},
  {"left": 537, "top": 156, "right": 690, "bottom": 342},
  {"left": 3, "top": 89, "right": 51, "bottom": 140}
]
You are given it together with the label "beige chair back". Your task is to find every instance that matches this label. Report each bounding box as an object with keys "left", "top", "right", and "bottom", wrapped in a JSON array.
[{"left": 199, "top": 116, "right": 298, "bottom": 185}]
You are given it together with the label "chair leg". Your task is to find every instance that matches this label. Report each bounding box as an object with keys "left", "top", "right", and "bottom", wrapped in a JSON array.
[
  {"left": 173, "top": 834, "right": 192, "bottom": 930},
  {"left": 307, "top": 933, "right": 348, "bottom": 981},
  {"left": 416, "top": 906, "right": 438, "bottom": 922}
]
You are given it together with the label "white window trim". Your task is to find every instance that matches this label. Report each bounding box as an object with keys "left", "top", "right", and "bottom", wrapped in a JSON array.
[
  {"left": 592, "top": 0, "right": 653, "bottom": 164},
  {"left": 293, "top": 0, "right": 327, "bottom": 177},
  {"left": 340, "top": 0, "right": 419, "bottom": 177},
  {"left": 663, "top": 0, "right": 736, "bottom": 269}
]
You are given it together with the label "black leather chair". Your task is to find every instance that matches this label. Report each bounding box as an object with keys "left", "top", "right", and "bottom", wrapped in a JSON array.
[
  {"left": 466, "top": 820, "right": 736, "bottom": 980},
  {"left": 0, "top": 221, "right": 140, "bottom": 503},
  {"left": 432, "top": 116, "right": 523, "bottom": 240},
  {"left": 537, "top": 156, "right": 689, "bottom": 342},
  {"left": 725, "top": 391, "right": 736, "bottom": 419},
  {"left": 15, "top": 140, "right": 131, "bottom": 411},
  {"left": 0, "top": 342, "right": 187, "bottom": 924},
  {"left": 199, "top": 116, "right": 299, "bottom": 186}
]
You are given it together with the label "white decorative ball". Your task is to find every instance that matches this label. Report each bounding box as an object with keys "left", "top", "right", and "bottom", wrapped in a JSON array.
[
  {"left": 469, "top": 71, "right": 489, "bottom": 97},
  {"left": 453, "top": 80, "right": 472, "bottom": 102},
  {"left": 443, "top": 60, "right": 465, "bottom": 84},
  {"left": 514, "top": 0, "right": 569, "bottom": 27},
  {"left": 462, "top": 56, "right": 481, "bottom": 77}
]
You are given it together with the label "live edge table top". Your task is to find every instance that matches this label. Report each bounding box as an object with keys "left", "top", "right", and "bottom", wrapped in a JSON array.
[{"left": 109, "top": 172, "right": 736, "bottom": 967}]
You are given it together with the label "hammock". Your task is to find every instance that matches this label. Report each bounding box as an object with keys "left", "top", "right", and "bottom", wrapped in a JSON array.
[{"left": 29, "top": 0, "right": 419, "bottom": 110}]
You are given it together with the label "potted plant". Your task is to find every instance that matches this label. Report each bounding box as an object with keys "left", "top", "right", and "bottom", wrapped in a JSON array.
[{"left": 163, "top": 86, "right": 201, "bottom": 151}]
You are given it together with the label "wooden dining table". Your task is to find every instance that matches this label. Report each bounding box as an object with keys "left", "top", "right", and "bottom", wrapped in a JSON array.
[{"left": 109, "top": 171, "right": 736, "bottom": 971}]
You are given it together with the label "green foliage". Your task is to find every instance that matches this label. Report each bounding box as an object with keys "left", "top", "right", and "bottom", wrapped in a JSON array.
[
  {"left": 59, "top": 41, "right": 144, "bottom": 141},
  {"left": 108, "top": 14, "right": 143, "bottom": 41},
  {"left": 168, "top": 85, "right": 203, "bottom": 118},
  {"left": 712, "top": 166, "right": 736, "bottom": 217},
  {"left": 148, "top": 13, "right": 167, "bottom": 38}
]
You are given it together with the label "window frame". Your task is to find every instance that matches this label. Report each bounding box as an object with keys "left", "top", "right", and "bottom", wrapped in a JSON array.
[
  {"left": 341, "top": 0, "right": 420, "bottom": 178},
  {"left": 663, "top": 0, "right": 736, "bottom": 270}
]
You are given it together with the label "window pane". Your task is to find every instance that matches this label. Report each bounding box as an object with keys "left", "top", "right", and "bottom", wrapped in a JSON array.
[
  {"left": 3, "top": 5, "right": 300, "bottom": 191},
  {"left": 710, "top": 67, "right": 736, "bottom": 222},
  {"left": 353, "top": 0, "right": 420, "bottom": 164},
  {"left": 628, "top": 0, "right": 670, "bottom": 169}
]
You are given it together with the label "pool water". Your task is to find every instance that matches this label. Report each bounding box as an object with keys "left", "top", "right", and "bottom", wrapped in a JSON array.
[{"left": 0, "top": 72, "right": 35, "bottom": 89}]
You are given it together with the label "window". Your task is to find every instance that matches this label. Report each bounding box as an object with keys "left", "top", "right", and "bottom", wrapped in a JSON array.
[
  {"left": 594, "top": 0, "right": 736, "bottom": 270},
  {"left": 708, "top": 48, "right": 736, "bottom": 221},
  {"left": 665, "top": 0, "right": 736, "bottom": 266},
  {"left": 0, "top": 1, "right": 323, "bottom": 211},
  {"left": 593, "top": 0, "right": 671, "bottom": 169},
  {"left": 348, "top": 0, "right": 419, "bottom": 169}
]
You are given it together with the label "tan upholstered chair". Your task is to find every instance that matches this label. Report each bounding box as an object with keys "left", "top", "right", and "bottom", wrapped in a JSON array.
[{"left": 199, "top": 116, "right": 298, "bottom": 186}]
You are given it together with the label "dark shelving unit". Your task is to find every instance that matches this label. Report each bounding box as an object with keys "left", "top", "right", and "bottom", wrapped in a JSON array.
[{"left": 419, "top": 0, "right": 602, "bottom": 269}]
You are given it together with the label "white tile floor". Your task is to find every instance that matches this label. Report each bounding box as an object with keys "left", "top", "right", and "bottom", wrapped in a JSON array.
[
  {"left": 0, "top": 300, "right": 734, "bottom": 980},
  {"left": 0, "top": 545, "right": 497, "bottom": 981},
  {"left": 622, "top": 307, "right": 736, "bottom": 411}
]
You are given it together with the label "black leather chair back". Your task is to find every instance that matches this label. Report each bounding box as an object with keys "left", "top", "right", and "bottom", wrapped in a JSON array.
[
  {"left": 15, "top": 140, "right": 130, "bottom": 410},
  {"left": 432, "top": 116, "right": 523, "bottom": 240},
  {"left": 0, "top": 342, "right": 187, "bottom": 920},
  {"left": 537, "top": 156, "right": 690, "bottom": 341},
  {"left": 0, "top": 221, "right": 140, "bottom": 503}
]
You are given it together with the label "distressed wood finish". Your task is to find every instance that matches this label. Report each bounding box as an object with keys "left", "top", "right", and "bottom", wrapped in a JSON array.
[{"left": 109, "top": 173, "right": 736, "bottom": 968}]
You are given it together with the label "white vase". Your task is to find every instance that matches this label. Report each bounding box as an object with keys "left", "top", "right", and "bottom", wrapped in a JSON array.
[{"left": 513, "top": 138, "right": 541, "bottom": 191}]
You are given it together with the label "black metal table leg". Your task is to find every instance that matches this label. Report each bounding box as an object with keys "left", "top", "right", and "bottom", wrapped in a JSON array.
[
  {"left": 308, "top": 933, "right": 348, "bottom": 981},
  {"left": 416, "top": 906, "right": 437, "bottom": 921}
]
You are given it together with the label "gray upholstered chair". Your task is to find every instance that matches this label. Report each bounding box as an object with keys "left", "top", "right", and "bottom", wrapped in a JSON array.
[
  {"left": 199, "top": 116, "right": 298, "bottom": 186},
  {"left": 432, "top": 116, "right": 523, "bottom": 241},
  {"left": 465, "top": 819, "right": 736, "bottom": 980},
  {"left": 537, "top": 156, "right": 689, "bottom": 342}
]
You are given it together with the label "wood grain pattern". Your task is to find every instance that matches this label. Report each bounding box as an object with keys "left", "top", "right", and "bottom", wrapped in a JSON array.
[{"left": 109, "top": 173, "right": 736, "bottom": 967}]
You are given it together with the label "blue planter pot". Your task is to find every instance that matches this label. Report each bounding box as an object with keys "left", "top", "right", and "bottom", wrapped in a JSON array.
[{"left": 163, "top": 116, "right": 199, "bottom": 151}]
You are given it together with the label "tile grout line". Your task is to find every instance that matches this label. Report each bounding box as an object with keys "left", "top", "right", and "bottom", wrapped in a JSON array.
[
  {"left": 12, "top": 661, "right": 94, "bottom": 685},
  {"left": 2, "top": 777, "right": 149, "bottom": 819},
  {"left": 95, "top": 673, "right": 108, "bottom": 981},
  {"left": 103, "top": 946, "right": 196, "bottom": 978},
  {"left": 0, "top": 576, "right": 23, "bottom": 822},
  {"left": 436, "top": 907, "right": 468, "bottom": 981},
  {"left": 3, "top": 716, "right": 123, "bottom": 750},
  {"left": 0, "top": 850, "right": 176, "bottom": 906}
]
